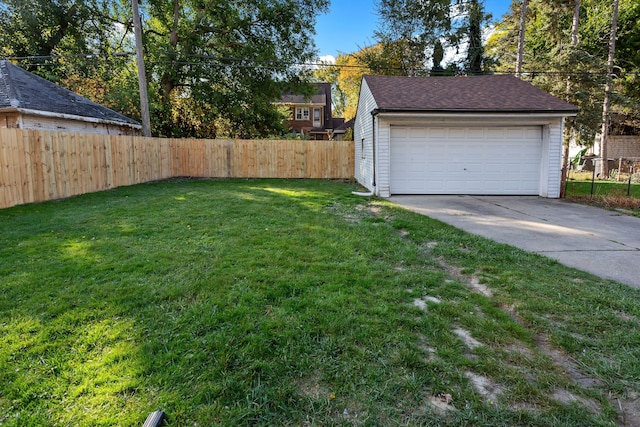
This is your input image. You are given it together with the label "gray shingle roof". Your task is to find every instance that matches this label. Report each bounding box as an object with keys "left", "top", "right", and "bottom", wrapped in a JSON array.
[
  {"left": 0, "top": 60, "right": 141, "bottom": 127},
  {"left": 277, "top": 82, "right": 330, "bottom": 105},
  {"left": 364, "top": 74, "right": 579, "bottom": 114}
]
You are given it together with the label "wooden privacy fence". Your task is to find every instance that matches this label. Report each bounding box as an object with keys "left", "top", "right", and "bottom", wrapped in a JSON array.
[{"left": 0, "top": 128, "right": 354, "bottom": 209}]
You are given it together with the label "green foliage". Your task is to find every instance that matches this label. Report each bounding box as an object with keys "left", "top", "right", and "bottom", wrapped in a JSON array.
[
  {"left": 0, "top": 0, "right": 140, "bottom": 119},
  {"left": 486, "top": 0, "right": 640, "bottom": 146},
  {"left": 375, "top": 0, "right": 452, "bottom": 75},
  {"left": 140, "top": 0, "right": 328, "bottom": 138},
  {"left": 374, "top": 0, "right": 492, "bottom": 75},
  {"left": 342, "top": 127, "right": 354, "bottom": 141},
  {"left": 0, "top": 0, "right": 328, "bottom": 138}
]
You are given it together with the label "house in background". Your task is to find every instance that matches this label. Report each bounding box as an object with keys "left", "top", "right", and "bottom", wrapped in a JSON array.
[
  {"left": 332, "top": 118, "right": 355, "bottom": 141},
  {"left": 354, "top": 74, "right": 579, "bottom": 198},
  {"left": 0, "top": 60, "right": 141, "bottom": 135},
  {"left": 275, "top": 82, "right": 351, "bottom": 140}
]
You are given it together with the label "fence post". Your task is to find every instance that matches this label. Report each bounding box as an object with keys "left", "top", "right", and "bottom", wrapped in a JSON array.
[{"left": 628, "top": 162, "right": 633, "bottom": 197}]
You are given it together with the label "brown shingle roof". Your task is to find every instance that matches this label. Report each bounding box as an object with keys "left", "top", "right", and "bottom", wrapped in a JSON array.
[{"left": 364, "top": 74, "right": 579, "bottom": 114}]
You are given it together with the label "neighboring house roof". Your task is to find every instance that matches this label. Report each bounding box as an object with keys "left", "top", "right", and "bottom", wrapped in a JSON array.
[
  {"left": 333, "top": 118, "right": 353, "bottom": 134},
  {"left": 276, "top": 82, "right": 331, "bottom": 106},
  {"left": 363, "top": 74, "right": 579, "bottom": 114},
  {"left": 0, "top": 60, "right": 141, "bottom": 128},
  {"left": 331, "top": 118, "right": 345, "bottom": 129}
]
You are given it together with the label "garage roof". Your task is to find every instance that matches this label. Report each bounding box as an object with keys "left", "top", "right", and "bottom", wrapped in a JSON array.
[
  {"left": 0, "top": 60, "right": 141, "bottom": 128},
  {"left": 364, "top": 74, "right": 579, "bottom": 114}
]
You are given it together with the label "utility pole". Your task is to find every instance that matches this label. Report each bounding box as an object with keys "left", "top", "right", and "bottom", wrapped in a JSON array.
[
  {"left": 515, "top": 0, "right": 528, "bottom": 78},
  {"left": 132, "top": 0, "right": 152, "bottom": 137}
]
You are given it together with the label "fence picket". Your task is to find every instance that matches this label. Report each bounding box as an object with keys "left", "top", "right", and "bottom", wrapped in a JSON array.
[{"left": 0, "top": 128, "right": 354, "bottom": 209}]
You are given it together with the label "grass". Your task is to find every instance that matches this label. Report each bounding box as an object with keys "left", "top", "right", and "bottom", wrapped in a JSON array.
[
  {"left": 1, "top": 178, "right": 640, "bottom": 426},
  {"left": 564, "top": 171, "right": 640, "bottom": 217}
]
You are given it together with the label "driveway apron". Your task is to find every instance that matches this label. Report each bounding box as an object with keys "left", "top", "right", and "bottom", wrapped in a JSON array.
[{"left": 389, "top": 195, "right": 640, "bottom": 288}]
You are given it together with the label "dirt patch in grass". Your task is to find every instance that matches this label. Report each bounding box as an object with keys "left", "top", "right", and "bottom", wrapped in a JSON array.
[
  {"left": 614, "top": 392, "right": 640, "bottom": 426},
  {"left": 431, "top": 256, "right": 622, "bottom": 419},
  {"left": 412, "top": 296, "right": 442, "bottom": 311},
  {"left": 298, "top": 372, "right": 329, "bottom": 400},
  {"left": 435, "top": 257, "right": 493, "bottom": 298},
  {"left": 535, "top": 335, "right": 602, "bottom": 389},
  {"left": 453, "top": 328, "right": 483, "bottom": 351},
  {"left": 423, "top": 393, "right": 456, "bottom": 416},
  {"left": 552, "top": 388, "right": 601, "bottom": 413},
  {"left": 465, "top": 371, "right": 503, "bottom": 405}
]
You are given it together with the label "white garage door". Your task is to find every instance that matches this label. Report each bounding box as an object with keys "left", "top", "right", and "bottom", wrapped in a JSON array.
[{"left": 390, "top": 126, "right": 543, "bottom": 195}]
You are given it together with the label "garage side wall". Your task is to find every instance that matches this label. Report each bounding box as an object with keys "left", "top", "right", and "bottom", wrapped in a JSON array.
[
  {"left": 376, "top": 117, "right": 393, "bottom": 197},
  {"left": 540, "top": 118, "right": 564, "bottom": 198},
  {"left": 353, "top": 80, "right": 378, "bottom": 193}
]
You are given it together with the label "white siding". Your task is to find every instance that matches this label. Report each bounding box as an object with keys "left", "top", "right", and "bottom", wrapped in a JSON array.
[
  {"left": 541, "top": 118, "right": 564, "bottom": 198},
  {"left": 353, "top": 79, "right": 378, "bottom": 193},
  {"left": 19, "top": 113, "right": 140, "bottom": 135},
  {"left": 376, "top": 117, "right": 392, "bottom": 197}
]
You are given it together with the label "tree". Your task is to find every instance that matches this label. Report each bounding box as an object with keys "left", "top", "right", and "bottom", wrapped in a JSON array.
[
  {"left": 374, "top": 0, "right": 453, "bottom": 75},
  {"left": 516, "top": 0, "right": 528, "bottom": 77},
  {"left": 0, "top": 0, "right": 329, "bottom": 138},
  {"left": 598, "top": 0, "right": 619, "bottom": 178},
  {"left": 484, "top": 0, "right": 638, "bottom": 149},
  {"left": 138, "top": 0, "right": 329, "bottom": 138},
  {"left": 450, "top": 0, "right": 492, "bottom": 74},
  {"left": 431, "top": 39, "right": 446, "bottom": 75},
  {"left": 314, "top": 44, "right": 401, "bottom": 121},
  {"left": 374, "top": 0, "right": 492, "bottom": 75},
  {"left": 0, "top": 0, "right": 140, "bottom": 118}
]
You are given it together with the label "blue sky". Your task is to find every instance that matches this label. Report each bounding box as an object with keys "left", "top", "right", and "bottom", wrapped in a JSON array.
[{"left": 314, "top": 0, "right": 514, "bottom": 59}]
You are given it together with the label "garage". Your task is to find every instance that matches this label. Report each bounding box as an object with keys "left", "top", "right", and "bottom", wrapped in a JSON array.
[
  {"left": 353, "top": 74, "right": 579, "bottom": 198},
  {"left": 389, "top": 125, "right": 543, "bottom": 195}
]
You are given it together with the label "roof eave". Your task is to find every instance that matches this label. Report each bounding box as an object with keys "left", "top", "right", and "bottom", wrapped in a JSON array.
[
  {"left": 273, "top": 101, "right": 326, "bottom": 107},
  {"left": 8, "top": 107, "right": 142, "bottom": 129},
  {"left": 372, "top": 108, "right": 579, "bottom": 117}
]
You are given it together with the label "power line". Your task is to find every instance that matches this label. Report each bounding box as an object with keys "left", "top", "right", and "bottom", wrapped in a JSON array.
[{"left": 1, "top": 52, "right": 615, "bottom": 78}]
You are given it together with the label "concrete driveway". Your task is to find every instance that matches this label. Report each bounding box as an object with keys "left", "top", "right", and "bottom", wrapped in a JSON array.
[{"left": 389, "top": 195, "right": 640, "bottom": 288}]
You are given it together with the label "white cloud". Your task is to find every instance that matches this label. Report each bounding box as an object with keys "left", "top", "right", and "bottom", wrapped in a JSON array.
[{"left": 317, "top": 55, "right": 336, "bottom": 64}]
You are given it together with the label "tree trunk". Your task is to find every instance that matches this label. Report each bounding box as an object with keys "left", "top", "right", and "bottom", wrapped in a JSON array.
[
  {"left": 571, "top": 0, "right": 580, "bottom": 46},
  {"left": 561, "top": 0, "right": 581, "bottom": 197},
  {"left": 598, "top": 0, "right": 619, "bottom": 179},
  {"left": 515, "top": 0, "right": 527, "bottom": 78}
]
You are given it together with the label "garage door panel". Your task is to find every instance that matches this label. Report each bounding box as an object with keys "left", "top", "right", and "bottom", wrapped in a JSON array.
[
  {"left": 485, "top": 128, "right": 506, "bottom": 138},
  {"left": 390, "top": 126, "right": 542, "bottom": 195},
  {"left": 409, "top": 127, "right": 428, "bottom": 138},
  {"left": 390, "top": 127, "right": 408, "bottom": 138},
  {"left": 429, "top": 128, "right": 447, "bottom": 138}
]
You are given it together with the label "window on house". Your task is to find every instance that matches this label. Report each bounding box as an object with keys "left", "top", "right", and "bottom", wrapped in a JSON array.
[
  {"left": 295, "top": 107, "right": 310, "bottom": 121},
  {"left": 361, "top": 138, "right": 365, "bottom": 159}
]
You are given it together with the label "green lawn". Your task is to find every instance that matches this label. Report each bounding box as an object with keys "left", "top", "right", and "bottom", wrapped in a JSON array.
[
  {"left": 564, "top": 173, "right": 640, "bottom": 217},
  {"left": 1, "top": 179, "right": 639, "bottom": 426}
]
